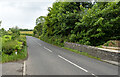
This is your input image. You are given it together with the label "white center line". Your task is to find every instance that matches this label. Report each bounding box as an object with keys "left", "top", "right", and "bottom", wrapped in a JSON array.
[
  {"left": 92, "top": 73, "right": 95, "bottom": 76},
  {"left": 32, "top": 39, "right": 41, "bottom": 46},
  {"left": 58, "top": 55, "right": 98, "bottom": 77},
  {"left": 30, "top": 38, "right": 97, "bottom": 76},
  {"left": 44, "top": 47, "right": 53, "bottom": 52},
  {"left": 58, "top": 55, "right": 88, "bottom": 72}
]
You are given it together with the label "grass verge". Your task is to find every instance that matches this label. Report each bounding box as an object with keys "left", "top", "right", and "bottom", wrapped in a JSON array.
[
  {"left": 36, "top": 36, "right": 101, "bottom": 61},
  {"left": 2, "top": 46, "right": 27, "bottom": 63},
  {"left": 62, "top": 47, "right": 101, "bottom": 61}
]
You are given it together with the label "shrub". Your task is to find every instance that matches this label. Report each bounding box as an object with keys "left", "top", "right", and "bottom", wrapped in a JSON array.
[
  {"left": 2, "top": 40, "right": 23, "bottom": 55},
  {"left": 2, "top": 35, "right": 12, "bottom": 42},
  {"left": 2, "top": 41, "right": 17, "bottom": 55},
  {"left": 69, "top": 34, "right": 76, "bottom": 42},
  {"left": 16, "top": 35, "right": 26, "bottom": 46}
]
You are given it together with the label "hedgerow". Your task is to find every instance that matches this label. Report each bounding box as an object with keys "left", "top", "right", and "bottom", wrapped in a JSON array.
[{"left": 33, "top": 1, "right": 120, "bottom": 46}]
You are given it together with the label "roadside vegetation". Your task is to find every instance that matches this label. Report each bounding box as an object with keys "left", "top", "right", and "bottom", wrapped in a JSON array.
[
  {"left": 0, "top": 27, "right": 27, "bottom": 63},
  {"left": 103, "top": 40, "right": 119, "bottom": 47},
  {"left": 63, "top": 47, "right": 101, "bottom": 61},
  {"left": 32, "top": 1, "right": 120, "bottom": 61},
  {"left": 33, "top": 1, "right": 120, "bottom": 47}
]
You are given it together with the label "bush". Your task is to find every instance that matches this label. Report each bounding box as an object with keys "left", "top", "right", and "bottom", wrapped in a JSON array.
[
  {"left": 16, "top": 35, "right": 26, "bottom": 46},
  {"left": 69, "top": 34, "right": 76, "bottom": 42},
  {"left": 1, "top": 28, "right": 27, "bottom": 63},
  {"left": 2, "top": 36, "right": 24, "bottom": 55},
  {"left": 2, "top": 41, "right": 18, "bottom": 55},
  {"left": 2, "top": 35, "right": 12, "bottom": 42},
  {"left": 2, "top": 46, "right": 27, "bottom": 63}
]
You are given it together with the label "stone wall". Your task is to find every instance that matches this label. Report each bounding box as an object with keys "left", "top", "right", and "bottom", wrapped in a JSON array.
[{"left": 64, "top": 42, "right": 120, "bottom": 62}]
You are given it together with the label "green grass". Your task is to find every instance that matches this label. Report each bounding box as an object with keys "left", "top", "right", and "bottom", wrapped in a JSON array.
[
  {"left": 1, "top": 46, "right": 27, "bottom": 63},
  {"left": 62, "top": 47, "right": 101, "bottom": 61},
  {"left": 96, "top": 45, "right": 103, "bottom": 48},
  {"left": 36, "top": 36, "right": 102, "bottom": 61}
]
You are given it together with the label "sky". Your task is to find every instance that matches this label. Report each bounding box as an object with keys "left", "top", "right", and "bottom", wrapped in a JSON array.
[
  {"left": 1, "top": 0, "right": 115, "bottom": 30},
  {"left": 0, "top": 0, "right": 55, "bottom": 30}
]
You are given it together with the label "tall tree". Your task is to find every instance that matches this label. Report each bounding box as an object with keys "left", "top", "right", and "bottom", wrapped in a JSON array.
[
  {"left": 33, "top": 16, "right": 45, "bottom": 36},
  {"left": 34, "top": 1, "right": 120, "bottom": 46}
]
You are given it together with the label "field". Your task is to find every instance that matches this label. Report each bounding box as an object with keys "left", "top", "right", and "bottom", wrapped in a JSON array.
[
  {"left": 8, "top": 31, "right": 33, "bottom": 34},
  {"left": 8, "top": 31, "right": 33, "bottom": 36},
  {"left": 20, "top": 31, "right": 33, "bottom": 36},
  {"left": 20, "top": 31, "right": 33, "bottom": 34}
]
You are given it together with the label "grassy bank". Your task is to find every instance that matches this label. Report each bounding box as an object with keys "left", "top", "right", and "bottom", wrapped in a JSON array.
[
  {"left": 62, "top": 47, "right": 101, "bottom": 61},
  {"left": 39, "top": 36, "right": 101, "bottom": 61}
]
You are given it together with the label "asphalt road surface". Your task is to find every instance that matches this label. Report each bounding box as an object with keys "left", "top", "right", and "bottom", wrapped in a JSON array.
[{"left": 25, "top": 36, "right": 118, "bottom": 76}]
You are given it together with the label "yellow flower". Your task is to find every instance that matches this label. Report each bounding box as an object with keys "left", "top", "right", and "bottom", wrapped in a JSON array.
[
  {"left": 89, "top": 8, "right": 91, "bottom": 10},
  {"left": 80, "top": 5, "right": 83, "bottom": 8}
]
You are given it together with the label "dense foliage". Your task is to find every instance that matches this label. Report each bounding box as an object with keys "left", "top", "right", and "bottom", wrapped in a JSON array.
[
  {"left": 0, "top": 26, "right": 27, "bottom": 62},
  {"left": 2, "top": 33, "right": 26, "bottom": 55},
  {"left": 1, "top": 35, "right": 27, "bottom": 63},
  {"left": 34, "top": 1, "right": 120, "bottom": 46},
  {"left": 33, "top": 16, "right": 45, "bottom": 37}
]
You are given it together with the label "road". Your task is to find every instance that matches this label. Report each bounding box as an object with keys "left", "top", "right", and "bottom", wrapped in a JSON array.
[{"left": 25, "top": 36, "right": 118, "bottom": 76}]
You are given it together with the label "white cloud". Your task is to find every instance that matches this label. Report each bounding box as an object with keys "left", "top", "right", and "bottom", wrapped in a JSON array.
[
  {"left": 0, "top": 0, "right": 56, "bottom": 2},
  {"left": 0, "top": 0, "right": 55, "bottom": 30}
]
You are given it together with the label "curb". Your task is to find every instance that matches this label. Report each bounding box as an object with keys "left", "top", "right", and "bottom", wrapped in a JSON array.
[{"left": 102, "top": 59, "right": 119, "bottom": 66}]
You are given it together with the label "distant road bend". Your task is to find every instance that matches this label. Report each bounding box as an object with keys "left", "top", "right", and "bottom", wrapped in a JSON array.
[{"left": 25, "top": 36, "right": 118, "bottom": 76}]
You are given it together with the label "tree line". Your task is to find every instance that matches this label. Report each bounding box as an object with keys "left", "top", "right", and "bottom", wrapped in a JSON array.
[
  {"left": 9, "top": 28, "right": 33, "bottom": 31},
  {"left": 33, "top": 1, "right": 120, "bottom": 46}
]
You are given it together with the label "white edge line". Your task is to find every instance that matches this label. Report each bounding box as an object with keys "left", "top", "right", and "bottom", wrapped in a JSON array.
[
  {"left": 44, "top": 47, "right": 53, "bottom": 52},
  {"left": 58, "top": 55, "right": 88, "bottom": 73},
  {"left": 23, "top": 61, "right": 26, "bottom": 75}
]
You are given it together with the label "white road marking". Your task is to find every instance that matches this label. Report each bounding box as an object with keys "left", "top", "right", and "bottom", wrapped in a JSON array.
[
  {"left": 44, "top": 47, "right": 53, "bottom": 52},
  {"left": 23, "top": 61, "right": 26, "bottom": 75},
  {"left": 58, "top": 55, "right": 98, "bottom": 77},
  {"left": 30, "top": 37, "right": 97, "bottom": 76},
  {"left": 58, "top": 55, "right": 88, "bottom": 72},
  {"left": 32, "top": 40, "right": 41, "bottom": 46},
  {"left": 92, "top": 73, "right": 95, "bottom": 75},
  {"left": 92, "top": 73, "right": 98, "bottom": 77}
]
